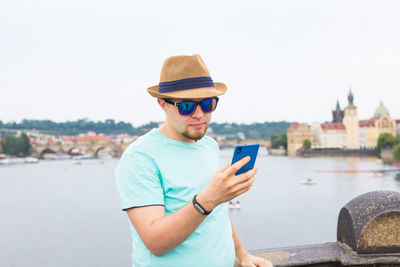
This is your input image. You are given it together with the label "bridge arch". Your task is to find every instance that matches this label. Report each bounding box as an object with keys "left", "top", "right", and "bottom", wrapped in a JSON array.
[
  {"left": 94, "top": 145, "right": 118, "bottom": 158},
  {"left": 67, "top": 147, "right": 85, "bottom": 156},
  {"left": 30, "top": 143, "right": 128, "bottom": 159},
  {"left": 39, "top": 148, "right": 56, "bottom": 159}
]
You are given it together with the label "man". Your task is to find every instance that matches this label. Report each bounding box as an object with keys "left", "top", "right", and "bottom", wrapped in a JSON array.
[{"left": 115, "top": 54, "right": 272, "bottom": 267}]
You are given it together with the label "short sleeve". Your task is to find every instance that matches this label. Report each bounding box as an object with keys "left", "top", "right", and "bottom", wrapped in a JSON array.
[{"left": 114, "top": 150, "right": 164, "bottom": 210}]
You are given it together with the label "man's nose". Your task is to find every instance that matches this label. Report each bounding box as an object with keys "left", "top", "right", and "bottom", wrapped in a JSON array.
[{"left": 191, "top": 104, "right": 204, "bottom": 118}]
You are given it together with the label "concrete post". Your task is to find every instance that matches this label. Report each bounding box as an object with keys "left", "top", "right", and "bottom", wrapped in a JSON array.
[{"left": 337, "top": 190, "right": 400, "bottom": 254}]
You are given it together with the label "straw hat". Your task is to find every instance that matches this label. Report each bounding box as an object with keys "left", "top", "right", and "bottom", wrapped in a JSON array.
[{"left": 147, "top": 54, "right": 227, "bottom": 99}]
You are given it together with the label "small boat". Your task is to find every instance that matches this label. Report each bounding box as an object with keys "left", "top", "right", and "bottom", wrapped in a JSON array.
[
  {"left": 301, "top": 178, "right": 317, "bottom": 185},
  {"left": 72, "top": 154, "right": 93, "bottom": 160},
  {"left": 25, "top": 157, "right": 39, "bottom": 164},
  {"left": 229, "top": 200, "right": 240, "bottom": 210},
  {"left": 45, "top": 153, "right": 71, "bottom": 160}
]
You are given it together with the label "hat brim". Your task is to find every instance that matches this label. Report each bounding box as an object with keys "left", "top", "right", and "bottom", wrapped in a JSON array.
[{"left": 147, "top": 82, "right": 227, "bottom": 99}]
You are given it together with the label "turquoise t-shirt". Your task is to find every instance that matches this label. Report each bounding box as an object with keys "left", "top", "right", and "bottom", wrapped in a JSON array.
[{"left": 114, "top": 128, "right": 235, "bottom": 267}]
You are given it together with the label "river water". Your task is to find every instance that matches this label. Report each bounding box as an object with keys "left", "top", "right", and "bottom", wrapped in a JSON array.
[{"left": 1, "top": 148, "right": 399, "bottom": 267}]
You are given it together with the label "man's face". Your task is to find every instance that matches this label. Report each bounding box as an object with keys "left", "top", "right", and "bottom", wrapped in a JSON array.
[{"left": 160, "top": 98, "right": 213, "bottom": 142}]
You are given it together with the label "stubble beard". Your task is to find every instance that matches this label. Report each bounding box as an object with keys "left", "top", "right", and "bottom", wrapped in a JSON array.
[{"left": 181, "top": 124, "right": 208, "bottom": 141}]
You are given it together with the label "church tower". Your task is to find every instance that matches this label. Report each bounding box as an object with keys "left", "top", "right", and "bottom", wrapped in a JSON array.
[
  {"left": 343, "top": 89, "right": 360, "bottom": 149},
  {"left": 332, "top": 100, "right": 344, "bottom": 123}
]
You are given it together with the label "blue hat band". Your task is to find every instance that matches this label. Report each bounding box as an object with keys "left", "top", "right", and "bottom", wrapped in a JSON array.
[{"left": 158, "top": 77, "right": 215, "bottom": 93}]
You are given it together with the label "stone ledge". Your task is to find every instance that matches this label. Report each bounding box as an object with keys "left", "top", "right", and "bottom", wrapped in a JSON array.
[{"left": 234, "top": 242, "right": 400, "bottom": 267}]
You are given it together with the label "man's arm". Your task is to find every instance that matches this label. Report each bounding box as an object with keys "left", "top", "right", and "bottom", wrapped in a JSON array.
[
  {"left": 231, "top": 221, "right": 273, "bottom": 267},
  {"left": 125, "top": 156, "right": 256, "bottom": 257},
  {"left": 126, "top": 201, "right": 206, "bottom": 256}
]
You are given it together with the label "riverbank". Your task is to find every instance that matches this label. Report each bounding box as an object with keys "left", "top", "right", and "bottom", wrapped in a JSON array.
[
  {"left": 380, "top": 148, "right": 400, "bottom": 164},
  {"left": 0, "top": 154, "right": 108, "bottom": 165},
  {"left": 0, "top": 157, "right": 39, "bottom": 165},
  {"left": 295, "top": 148, "right": 400, "bottom": 166},
  {"left": 296, "top": 148, "right": 379, "bottom": 158}
]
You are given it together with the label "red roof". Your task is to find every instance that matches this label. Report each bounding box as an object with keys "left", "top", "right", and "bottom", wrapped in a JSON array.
[
  {"left": 359, "top": 121, "right": 373, "bottom": 127},
  {"left": 321, "top": 123, "right": 345, "bottom": 131},
  {"left": 47, "top": 139, "right": 54, "bottom": 145},
  {"left": 76, "top": 135, "right": 107, "bottom": 141},
  {"left": 29, "top": 139, "right": 38, "bottom": 144},
  {"left": 359, "top": 115, "right": 381, "bottom": 127},
  {"left": 62, "top": 137, "right": 76, "bottom": 142},
  {"left": 289, "top": 123, "right": 300, "bottom": 130}
]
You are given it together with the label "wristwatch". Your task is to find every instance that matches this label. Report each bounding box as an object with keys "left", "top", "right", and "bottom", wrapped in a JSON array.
[{"left": 192, "top": 194, "right": 212, "bottom": 215}]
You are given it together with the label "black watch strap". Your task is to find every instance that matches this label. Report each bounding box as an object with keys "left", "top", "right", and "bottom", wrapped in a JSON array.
[{"left": 192, "top": 194, "right": 212, "bottom": 215}]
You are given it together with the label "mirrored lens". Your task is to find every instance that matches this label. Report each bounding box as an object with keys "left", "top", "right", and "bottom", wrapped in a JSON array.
[
  {"left": 178, "top": 101, "right": 196, "bottom": 115},
  {"left": 201, "top": 98, "right": 217, "bottom": 113}
]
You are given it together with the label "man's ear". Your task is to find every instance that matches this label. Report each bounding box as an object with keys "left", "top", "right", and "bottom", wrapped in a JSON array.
[{"left": 157, "top": 98, "right": 167, "bottom": 112}]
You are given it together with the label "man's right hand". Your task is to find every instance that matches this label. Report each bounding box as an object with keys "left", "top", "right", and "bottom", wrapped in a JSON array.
[{"left": 196, "top": 156, "right": 257, "bottom": 211}]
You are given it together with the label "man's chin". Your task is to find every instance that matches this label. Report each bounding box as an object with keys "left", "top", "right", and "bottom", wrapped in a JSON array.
[{"left": 182, "top": 128, "right": 207, "bottom": 141}]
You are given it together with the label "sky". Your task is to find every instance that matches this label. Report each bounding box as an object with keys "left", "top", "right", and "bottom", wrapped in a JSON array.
[{"left": 1, "top": 0, "right": 400, "bottom": 126}]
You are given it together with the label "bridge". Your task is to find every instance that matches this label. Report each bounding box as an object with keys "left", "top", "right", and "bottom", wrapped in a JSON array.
[
  {"left": 217, "top": 139, "right": 271, "bottom": 148},
  {"left": 30, "top": 139, "right": 271, "bottom": 159},
  {"left": 30, "top": 143, "right": 130, "bottom": 159}
]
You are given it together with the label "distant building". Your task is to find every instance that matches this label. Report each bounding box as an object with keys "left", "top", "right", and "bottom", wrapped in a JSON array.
[
  {"left": 332, "top": 100, "right": 344, "bottom": 123},
  {"left": 108, "top": 134, "right": 136, "bottom": 145},
  {"left": 289, "top": 89, "right": 398, "bottom": 156},
  {"left": 76, "top": 131, "right": 108, "bottom": 145},
  {"left": 343, "top": 90, "right": 360, "bottom": 149},
  {"left": 320, "top": 123, "right": 346, "bottom": 149},
  {"left": 396, "top": 120, "right": 400, "bottom": 136},
  {"left": 373, "top": 101, "right": 397, "bottom": 137},
  {"left": 359, "top": 101, "right": 397, "bottom": 148},
  {"left": 62, "top": 137, "right": 76, "bottom": 146},
  {"left": 287, "top": 123, "right": 312, "bottom": 157},
  {"left": 310, "top": 122, "right": 322, "bottom": 148}
]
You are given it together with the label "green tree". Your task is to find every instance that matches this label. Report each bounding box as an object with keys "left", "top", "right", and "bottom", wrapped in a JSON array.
[
  {"left": 271, "top": 134, "right": 280, "bottom": 148},
  {"left": 280, "top": 133, "right": 287, "bottom": 150},
  {"left": 377, "top": 133, "right": 395, "bottom": 150},
  {"left": 0, "top": 133, "right": 31, "bottom": 156},
  {"left": 2, "top": 119, "right": 295, "bottom": 138},
  {"left": 19, "top": 133, "right": 31, "bottom": 155},
  {"left": 393, "top": 143, "right": 400, "bottom": 162},
  {"left": 247, "top": 130, "right": 261, "bottom": 139},
  {"left": 395, "top": 136, "right": 400, "bottom": 146},
  {"left": 303, "top": 139, "right": 311, "bottom": 149},
  {"left": 271, "top": 133, "right": 287, "bottom": 150},
  {"left": 1, "top": 135, "right": 19, "bottom": 155}
]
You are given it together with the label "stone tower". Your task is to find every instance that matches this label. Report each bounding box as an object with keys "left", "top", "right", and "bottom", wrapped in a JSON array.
[
  {"left": 343, "top": 89, "right": 360, "bottom": 149},
  {"left": 332, "top": 100, "right": 344, "bottom": 123}
]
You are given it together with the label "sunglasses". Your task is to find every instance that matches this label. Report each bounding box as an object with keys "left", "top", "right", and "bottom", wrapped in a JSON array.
[{"left": 163, "top": 97, "right": 219, "bottom": 116}]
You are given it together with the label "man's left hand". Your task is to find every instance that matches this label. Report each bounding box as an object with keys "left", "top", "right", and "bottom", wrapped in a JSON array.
[{"left": 239, "top": 252, "right": 273, "bottom": 267}]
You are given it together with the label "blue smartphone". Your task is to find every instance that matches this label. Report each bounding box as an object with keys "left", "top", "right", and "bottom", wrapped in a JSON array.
[{"left": 231, "top": 144, "right": 260, "bottom": 175}]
